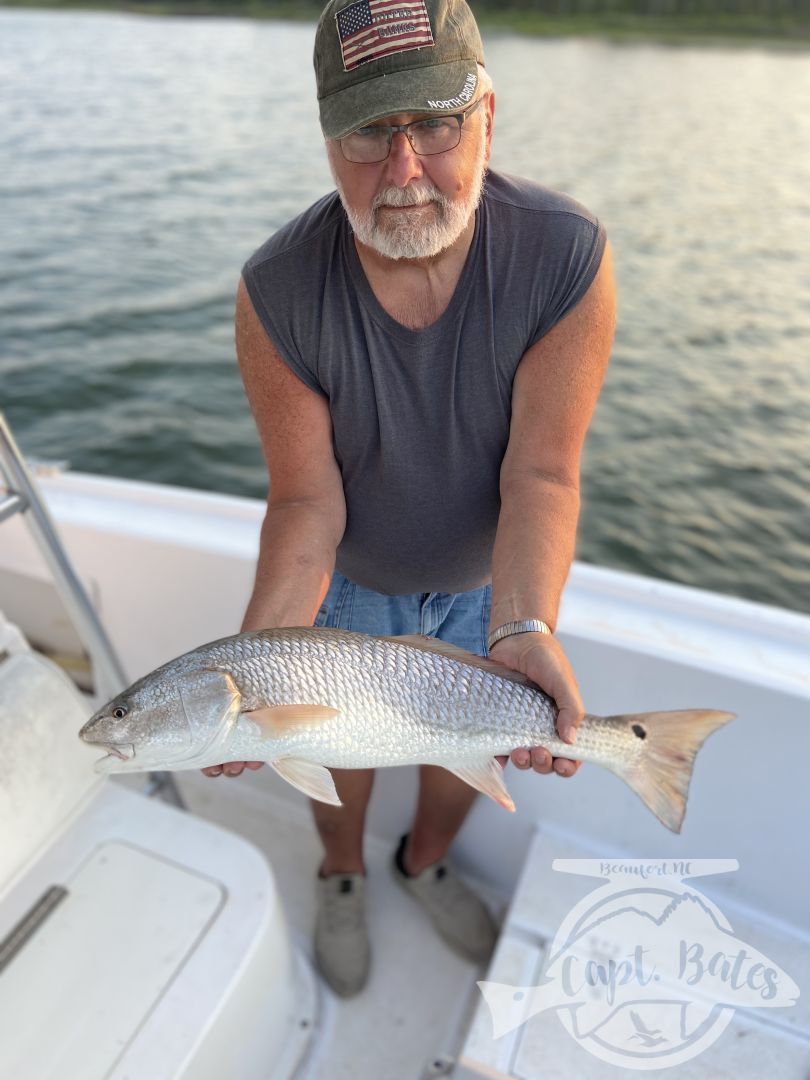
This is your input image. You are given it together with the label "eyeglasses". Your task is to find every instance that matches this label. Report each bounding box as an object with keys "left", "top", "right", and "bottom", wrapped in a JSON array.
[{"left": 339, "top": 97, "right": 484, "bottom": 164}]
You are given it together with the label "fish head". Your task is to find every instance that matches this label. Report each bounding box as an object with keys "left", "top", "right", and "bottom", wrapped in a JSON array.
[{"left": 79, "top": 666, "right": 242, "bottom": 773}]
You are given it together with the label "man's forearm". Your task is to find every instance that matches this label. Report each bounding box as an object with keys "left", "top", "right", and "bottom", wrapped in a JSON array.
[
  {"left": 489, "top": 474, "right": 581, "bottom": 633},
  {"left": 240, "top": 499, "right": 345, "bottom": 632}
]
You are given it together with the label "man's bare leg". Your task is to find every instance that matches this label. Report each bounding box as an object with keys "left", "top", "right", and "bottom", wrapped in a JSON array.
[
  {"left": 403, "top": 765, "right": 478, "bottom": 874},
  {"left": 311, "top": 767, "right": 375, "bottom": 876}
]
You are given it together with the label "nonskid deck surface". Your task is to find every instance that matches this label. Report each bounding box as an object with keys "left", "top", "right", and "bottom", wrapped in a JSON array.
[
  {"left": 460, "top": 828, "right": 810, "bottom": 1080},
  {"left": 111, "top": 767, "right": 506, "bottom": 1080}
]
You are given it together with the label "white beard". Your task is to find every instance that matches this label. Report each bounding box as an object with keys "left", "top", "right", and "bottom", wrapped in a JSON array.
[{"left": 332, "top": 120, "right": 488, "bottom": 261}]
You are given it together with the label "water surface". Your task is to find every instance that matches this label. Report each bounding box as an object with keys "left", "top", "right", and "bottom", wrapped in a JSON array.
[{"left": 1, "top": 11, "right": 809, "bottom": 612}]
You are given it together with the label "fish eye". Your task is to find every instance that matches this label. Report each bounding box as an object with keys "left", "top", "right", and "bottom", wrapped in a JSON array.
[{"left": 112, "top": 706, "right": 128, "bottom": 720}]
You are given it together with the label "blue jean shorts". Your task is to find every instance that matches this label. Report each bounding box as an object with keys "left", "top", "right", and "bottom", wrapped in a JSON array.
[{"left": 314, "top": 570, "right": 492, "bottom": 659}]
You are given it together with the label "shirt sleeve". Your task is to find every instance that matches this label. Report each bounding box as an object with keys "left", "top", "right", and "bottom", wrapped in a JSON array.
[
  {"left": 241, "top": 255, "right": 328, "bottom": 398},
  {"left": 529, "top": 214, "right": 607, "bottom": 346}
]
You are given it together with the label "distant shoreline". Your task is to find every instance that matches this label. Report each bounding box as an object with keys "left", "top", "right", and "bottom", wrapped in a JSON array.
[{"left": 3, "top": 0, "right": 810, "bottom": 48}]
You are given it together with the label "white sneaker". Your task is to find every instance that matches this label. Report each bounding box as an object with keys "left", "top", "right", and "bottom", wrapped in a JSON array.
[
  {"left": 314, "top": 870, "right": 370, "bottom": 997},
  {"left": 391, "top": 833, "right": 498, "bottom": 963}
]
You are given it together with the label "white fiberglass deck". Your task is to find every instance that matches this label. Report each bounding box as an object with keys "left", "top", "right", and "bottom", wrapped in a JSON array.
[
  {"left": 111, "top": 763, "right": 810, "bottom": 1080},
  {"left": 111, "top": 765, "right": 503, "bottom": 1080}
]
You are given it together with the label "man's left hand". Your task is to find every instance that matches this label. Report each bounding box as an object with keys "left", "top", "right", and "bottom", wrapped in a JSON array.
[{"left": 489, "top": 631, "right": 583, "bottom": 778}]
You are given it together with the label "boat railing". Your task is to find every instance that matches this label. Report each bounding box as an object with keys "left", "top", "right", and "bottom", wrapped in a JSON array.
[{"left": 0, "top": 410, "right": 185, "bottom": 809}]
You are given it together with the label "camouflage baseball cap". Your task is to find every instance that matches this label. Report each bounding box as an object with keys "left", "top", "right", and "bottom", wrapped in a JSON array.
[{"left": 314, "top": 0, "right": 485, "bottom": 139}]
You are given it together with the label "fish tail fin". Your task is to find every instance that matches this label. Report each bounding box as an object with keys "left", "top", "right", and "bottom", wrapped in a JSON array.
[{"left": 604, "top": 709, "right": 735, "bottom": 833}]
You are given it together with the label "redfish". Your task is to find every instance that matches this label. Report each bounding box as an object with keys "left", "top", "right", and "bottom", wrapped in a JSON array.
[{"left": 79, "top": 627, "right": 734, "bottom": 833}]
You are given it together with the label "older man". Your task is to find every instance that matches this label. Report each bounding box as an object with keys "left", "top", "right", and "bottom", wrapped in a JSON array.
[{"left": 203, "top": 0, "right": 615, "bottom": 997}]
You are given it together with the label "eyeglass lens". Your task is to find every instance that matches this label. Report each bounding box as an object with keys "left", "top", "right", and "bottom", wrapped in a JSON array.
[{"left": 341, "top": 115, "right": 462, "bottom": 164}]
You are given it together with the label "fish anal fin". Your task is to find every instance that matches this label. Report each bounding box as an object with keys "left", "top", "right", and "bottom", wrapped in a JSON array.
[
  {"left": 245, "top": 703, "right": 340, "bottom": 736},
  {"left": 382, "top": 635, "right": 531, "bottom": 686},
  {"left": 448, "top": 758, "right": 516, "bottom": 813},
  {"left": 269, "top": 758, "right": 342, "bottom": 806}
]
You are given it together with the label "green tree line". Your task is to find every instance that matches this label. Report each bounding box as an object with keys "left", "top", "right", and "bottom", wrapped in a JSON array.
[
  {"left": 14, "top": 0, "right": 807, "bottom": 35},
  {"left": 475, "top": 0, "right": 809, "bottom": 14}
]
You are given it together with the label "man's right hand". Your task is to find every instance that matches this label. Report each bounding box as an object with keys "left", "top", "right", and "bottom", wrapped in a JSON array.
[{"left": 201, "top": 761, "right": 265, "bottom": 778}]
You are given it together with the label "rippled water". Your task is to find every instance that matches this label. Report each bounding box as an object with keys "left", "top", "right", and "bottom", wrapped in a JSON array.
[{"left": 1, "top": 11, "right": 809, "bottom": 612}]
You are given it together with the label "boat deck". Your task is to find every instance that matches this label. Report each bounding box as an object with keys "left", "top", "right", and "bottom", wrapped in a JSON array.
[
  {"left": 112, "top": 764, "right": 810, "bottom": 1080},
  {"left": 112, "top": 766, "right": 507, "bottom": 1080}
]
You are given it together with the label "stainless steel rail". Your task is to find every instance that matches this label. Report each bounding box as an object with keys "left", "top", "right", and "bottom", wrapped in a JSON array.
[{"left": 0, "top": 410, "right": 185, "bottom": 809}]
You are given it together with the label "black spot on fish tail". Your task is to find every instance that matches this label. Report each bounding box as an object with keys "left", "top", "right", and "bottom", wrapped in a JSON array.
[{"left": 632, "top": 724, "right": 647, "bottom": 739}]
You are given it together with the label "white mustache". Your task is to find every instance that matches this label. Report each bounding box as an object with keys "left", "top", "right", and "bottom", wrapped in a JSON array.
[{"left": 373, "top": 185, "right": 447, "bottom": 210}]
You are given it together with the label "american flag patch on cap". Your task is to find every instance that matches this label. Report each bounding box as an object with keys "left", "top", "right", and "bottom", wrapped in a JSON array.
[{"left": 335, "top": 0, "right": 435, "bottom": 72}]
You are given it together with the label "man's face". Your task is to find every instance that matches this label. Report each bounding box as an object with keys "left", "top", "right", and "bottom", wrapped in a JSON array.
[{"left": 326, "top": 92, "right": 495, "bottom": 261}]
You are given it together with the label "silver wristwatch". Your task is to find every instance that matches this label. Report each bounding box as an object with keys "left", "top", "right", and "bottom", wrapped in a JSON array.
[{"left": 487, "top": 618, "right": 552, "bottom": 652}]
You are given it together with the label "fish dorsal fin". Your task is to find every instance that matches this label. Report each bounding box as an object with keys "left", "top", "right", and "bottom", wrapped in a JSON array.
[
  {"left": 244, "top": 703, "right": 340, "bottom": 737},
  {"left": 381, "top": 635, "right": 531, "bottom": 686}
]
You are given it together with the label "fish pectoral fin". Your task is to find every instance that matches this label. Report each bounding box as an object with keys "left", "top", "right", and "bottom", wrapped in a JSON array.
[
  {"left": 447, "top": 758, "right": 516, "bottom": 813},
  {"left": 269, "top": 758, "right": 342, "bottom": 806},
  {"left": 244, "top": 703, "right": 341, "bottom": 736}
]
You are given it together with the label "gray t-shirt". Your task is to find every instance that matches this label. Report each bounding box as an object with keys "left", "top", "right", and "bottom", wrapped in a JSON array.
[{"left": 242, "top": 169, "right": 606, "bottom": 596}]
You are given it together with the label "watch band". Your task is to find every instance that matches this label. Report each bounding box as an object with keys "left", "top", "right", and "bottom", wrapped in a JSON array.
[{"left": 487, "top": 618, "right": 552, "bottom": 652}]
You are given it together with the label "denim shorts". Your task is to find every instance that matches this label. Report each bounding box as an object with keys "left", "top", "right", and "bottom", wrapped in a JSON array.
[{"left": 314, "top": 570, "right": 492, "bottom": 658}]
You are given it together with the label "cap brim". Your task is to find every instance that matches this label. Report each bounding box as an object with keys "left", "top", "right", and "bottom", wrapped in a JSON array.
[{"left": 319, "top": 59, "right": 480, "bottom": 139}]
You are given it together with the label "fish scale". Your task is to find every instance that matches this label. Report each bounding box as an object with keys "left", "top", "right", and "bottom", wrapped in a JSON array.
[
  {"left": 218, "top": 630, "right": 636, "bottom": 768},
  {"left": 79, "top": 626, "right": 735, "bottom": 832}
]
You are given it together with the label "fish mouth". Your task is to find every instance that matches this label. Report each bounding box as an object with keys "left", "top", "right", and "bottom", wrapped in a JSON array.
[{"left": 96, "top": 743, "right": 136, "bottom": 764}]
